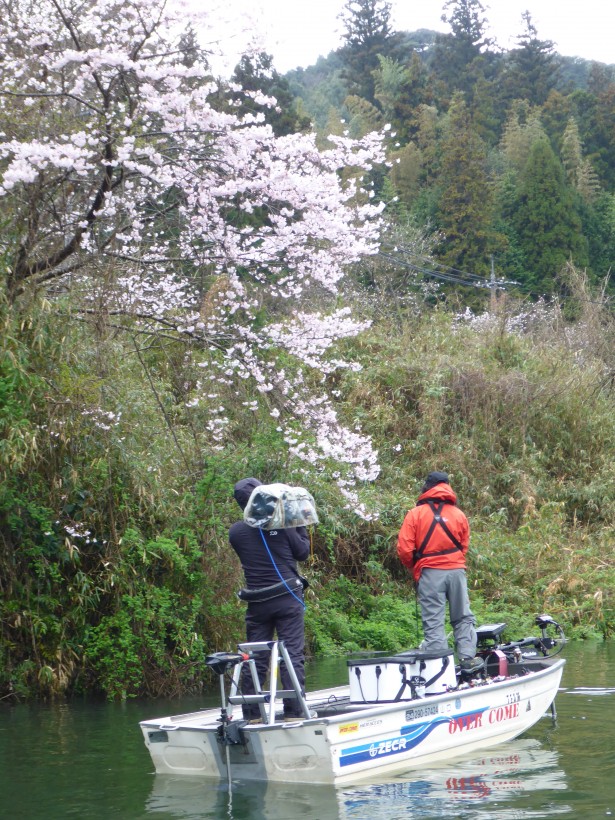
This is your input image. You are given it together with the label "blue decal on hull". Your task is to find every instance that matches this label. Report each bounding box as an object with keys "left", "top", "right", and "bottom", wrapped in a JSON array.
[
  {"left": 340, "top": 718, "right": 449, "bottom": 767},
  {"left": 340, "top": 706, "right": 491, "bottom": 768}
]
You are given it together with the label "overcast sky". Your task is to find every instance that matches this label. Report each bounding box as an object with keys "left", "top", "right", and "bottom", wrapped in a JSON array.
[{"left": 205, "top": 0, "right": 614, "bottom": 74}]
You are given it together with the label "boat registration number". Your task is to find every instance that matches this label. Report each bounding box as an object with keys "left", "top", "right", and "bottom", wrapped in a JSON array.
[{"left": 405, "top": 704, "right": 439, "bottom": 721}]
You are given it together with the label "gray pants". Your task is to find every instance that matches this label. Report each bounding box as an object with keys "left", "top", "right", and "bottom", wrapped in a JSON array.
[{"left": 417, "top": 567, "right": 477, "bottom": 659}]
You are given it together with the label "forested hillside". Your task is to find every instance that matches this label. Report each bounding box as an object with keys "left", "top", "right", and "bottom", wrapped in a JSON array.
[
  {"left": 285, "top": 1, "right": 615, "bottom": 296},
  {"left": 0, "top": 0, "right": 613, "bottom": 701}
]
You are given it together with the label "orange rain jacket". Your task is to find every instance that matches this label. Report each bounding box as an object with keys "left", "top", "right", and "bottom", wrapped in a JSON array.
[{"left": 397, "top": 483, "right": 470, "bottom": 583}]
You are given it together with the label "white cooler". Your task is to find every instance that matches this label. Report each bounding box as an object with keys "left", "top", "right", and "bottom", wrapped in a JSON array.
[{"left": 347, "top": 649, "right": 456, "bottom": 702}]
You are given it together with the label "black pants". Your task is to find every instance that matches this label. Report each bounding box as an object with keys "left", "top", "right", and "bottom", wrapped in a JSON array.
[{"left": 241, "top": 593, "right": 305, "bottom": 718}]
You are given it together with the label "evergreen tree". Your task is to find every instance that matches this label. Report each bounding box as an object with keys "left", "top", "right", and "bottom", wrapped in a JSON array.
[
  {"left": 503, "top": 12, "right": 560, "bottom": 107},
  {"left": 496, "top": 107, "right": 547, "bottom": 283},
  {"left": 433, "top": 93, "right": 497, "bottom": 277},
  {"left": 540, "top": 90, "right": 573, "bottom": 154},
  {"left": 414, "top": 104, "right": 442, "bottom": 184},
  {"left": 470, "top": 74, "right": 503, "bottom": 145},
  {"left": 339, "top": 0, "right": 402, "bottom": 104},
  {"left": 372, "top": 51, "right": 433, "bottom": 142},
  {"left": 442, "top": 0, "right": 492, "bottom": 48},
  {"left": 389, "top": 141, "right": 424, "bottom": 207},
  {"left": 580, "top": 192, "right": 615, "bottom": 281},
  {"left": 407, "top": 51, "right": 433, "bottom": 109},
  {"left": 178, "top": 25, "right": 210, "bottom": 71},
  {"left": 431, "top": 0, "right": 494, "bottom": 102},
  {"left": 574, "top": 82, "right": 615, "bottom": 191},
  {"left": 512, "top": 137, "right": 587, "bottom": 291},
  {"left": 492, "top": 168, "right": 528, "bottom": 284},
  {"left": 230, "top": 52, "right": 311, "bottom": 136},
  {"left": 587, "top": 63, "right": 615, "bottom": 97}
]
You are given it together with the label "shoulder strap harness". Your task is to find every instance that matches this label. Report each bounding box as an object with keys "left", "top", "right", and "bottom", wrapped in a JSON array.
[{"left": 415, "top": 499, "right": 464, "bottom": 560}]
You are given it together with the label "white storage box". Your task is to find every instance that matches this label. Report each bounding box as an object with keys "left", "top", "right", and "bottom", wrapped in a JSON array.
[{"left": 347, "top": 649, "right": 456, "bottom": 702}]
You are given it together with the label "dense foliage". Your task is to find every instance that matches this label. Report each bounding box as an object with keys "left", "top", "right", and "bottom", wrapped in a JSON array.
[{"left": 0, "top": 0, "right": 614, "bottom": 701}]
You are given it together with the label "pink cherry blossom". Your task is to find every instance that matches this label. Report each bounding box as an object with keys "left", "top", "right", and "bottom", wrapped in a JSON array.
[{"left": 0, "top": 0, "right": 386, "bottom": 512}]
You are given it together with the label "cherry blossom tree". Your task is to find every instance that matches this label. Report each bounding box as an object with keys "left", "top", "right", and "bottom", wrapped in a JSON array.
[{"left": 0, "top": 0, "right": 386, "bottom": 510}]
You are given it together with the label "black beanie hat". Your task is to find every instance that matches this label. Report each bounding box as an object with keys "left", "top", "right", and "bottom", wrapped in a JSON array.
[{"left": 422, "top": 471, "right": 449, "bottom": 492}]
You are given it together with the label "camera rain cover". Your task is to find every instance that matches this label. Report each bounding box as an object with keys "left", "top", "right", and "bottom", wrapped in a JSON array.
[{"left": 244, "top": 483, "right": 318, "bottom": 530}]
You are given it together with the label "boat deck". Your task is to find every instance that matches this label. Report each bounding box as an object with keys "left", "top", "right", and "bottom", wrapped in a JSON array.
[{"left": 142, "top": 659, "right": 559, "bottom": 731}]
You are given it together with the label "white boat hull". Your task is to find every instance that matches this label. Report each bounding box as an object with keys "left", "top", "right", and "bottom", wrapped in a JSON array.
[{"left": 140, "top": 658, "right": 565, "bottom": 784}]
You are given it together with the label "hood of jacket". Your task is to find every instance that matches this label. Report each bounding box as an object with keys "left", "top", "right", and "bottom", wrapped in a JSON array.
[
  {"left": 417, "top": 482, "right": 457, "bottom": 506},
  {"left": 233, "top": 477, "right": 263, "bottom": 510}
]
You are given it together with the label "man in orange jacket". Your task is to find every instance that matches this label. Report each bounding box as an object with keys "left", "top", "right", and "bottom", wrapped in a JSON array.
[{"left": 397, "top": 471, "right": 482, "bottom": 674}]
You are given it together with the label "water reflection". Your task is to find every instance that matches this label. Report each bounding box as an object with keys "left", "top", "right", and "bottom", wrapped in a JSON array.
[
  {"left": 147, "top": 776, "right": 336, "bottom": 819},
  {"left": 145, "top": 737, "right": 569, "bottom": 819},
  {"left": 337, "top": 738, "right": 569, "bottom": 819}
]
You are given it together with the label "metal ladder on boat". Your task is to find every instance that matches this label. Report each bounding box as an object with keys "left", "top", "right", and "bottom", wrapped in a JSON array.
[{"left": 227, "top": 640, "right": 311, "bottom": 725}]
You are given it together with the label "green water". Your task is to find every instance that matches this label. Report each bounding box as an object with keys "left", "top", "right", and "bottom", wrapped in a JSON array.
[{"left": 1, "top": 643, "right": 614, "bottom": 819}]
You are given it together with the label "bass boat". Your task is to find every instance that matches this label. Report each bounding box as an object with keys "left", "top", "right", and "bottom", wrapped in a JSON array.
[{"left": 140, "top": 615, "right": 565, "bottom": 785}]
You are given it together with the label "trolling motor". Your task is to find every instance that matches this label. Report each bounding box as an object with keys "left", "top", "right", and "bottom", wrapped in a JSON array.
[
  {"left": 205, "top": 652, "right": 249, "bottom": 747},
  {"left": 534, "top": 614, "right": 567, "bottom": 653},
  {"left": 497, "top": 614, "right": 567, "bottom": 661},
  {"left": 475, "top": 614, "right": 567, "bottom": 679},
  {"left": 204, "top": 652, "right": 250, "bottom": 809}
]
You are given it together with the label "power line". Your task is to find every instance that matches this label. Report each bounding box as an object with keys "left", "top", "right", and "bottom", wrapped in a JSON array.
[
  {"left": 377, "top": 245, "right": 614, "bottom": 308},
  {"left": 378, "top": 245, "right": 518, "bottom": 290}
]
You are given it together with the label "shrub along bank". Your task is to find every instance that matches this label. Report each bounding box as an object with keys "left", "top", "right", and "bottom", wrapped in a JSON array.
[{"left": 1, "top": 278, "right": 614, "bottom": 700}]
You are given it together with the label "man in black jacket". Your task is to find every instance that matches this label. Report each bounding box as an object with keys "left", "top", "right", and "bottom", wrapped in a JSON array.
[{"left": 229, "top": 477, "right": 310, "bottom": 719}]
